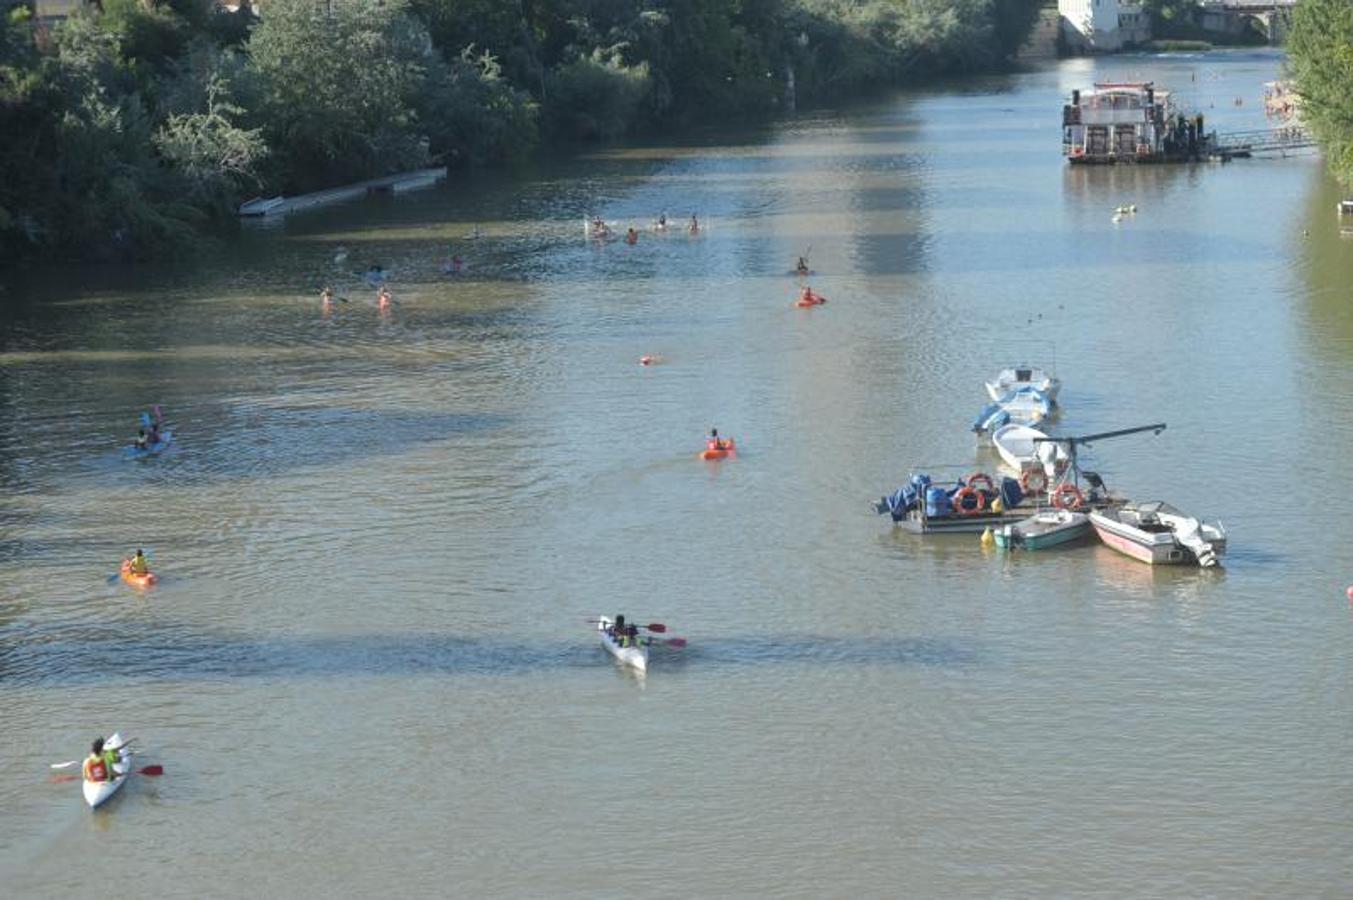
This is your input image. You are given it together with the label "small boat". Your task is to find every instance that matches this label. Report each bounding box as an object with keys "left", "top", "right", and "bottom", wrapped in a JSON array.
[
  {"left": 83, "top": 732, "right": 132, "bottom": 809},
  {"left": 986, "top": 366, "right": 1061, "bottom": 404},
  {"left": 126, "top": 429, "right": 173, "bottom": 458},
  {"left": 991, "top": 423, "right": 1069, "bottom": 476},
  {"left": 700, "top": 437, "right": 735, "bottom": 460},
  {"left": 994, "top": 509, "right": 1090, "bottom": 550},
  {"left": 120, "top": 561, "right": 157, "bottom": 588},
  {"left": 1089, "top": 501, "right": 1226, "bottom": 567},
  {"left": 597, "top": 616, "right": 647, "bottom": 672},
  {"left": 994, "top": 387, "right": 1053, "bottom": 426}
]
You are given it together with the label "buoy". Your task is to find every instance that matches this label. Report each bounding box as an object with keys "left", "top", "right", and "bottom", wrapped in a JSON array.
[{"left": 980, "top": 527, "right": 994, "bottom": 548}]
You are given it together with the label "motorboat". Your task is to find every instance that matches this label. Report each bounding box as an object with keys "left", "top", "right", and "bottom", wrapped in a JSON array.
[
  {"left": 986, "top": 366, "right": 1061, "bottom": 404},
  {"left": 991, "top": 423, "right": 1069, "bottom": 477},
  {"left": 1089, "top": 501, "right": 1226, "bottom": 567},
  {"left": 994, "top": 509, "right": 1090, "bottom": 550}
]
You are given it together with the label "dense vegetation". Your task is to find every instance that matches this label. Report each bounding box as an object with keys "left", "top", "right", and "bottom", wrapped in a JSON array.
[
  {"left": 0, "top": 0, "right": 1040, "bottom": 263},
  {"left": 1287, "top": 0, "right": 1353, "bottom": 183}
]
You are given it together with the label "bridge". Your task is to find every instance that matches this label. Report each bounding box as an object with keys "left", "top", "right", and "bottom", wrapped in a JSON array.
[{"left": 1199, "top": 0, "right": 1298, "bottom": 45}]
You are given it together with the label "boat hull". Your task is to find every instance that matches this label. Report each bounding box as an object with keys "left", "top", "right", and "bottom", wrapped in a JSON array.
[
  {"left": 83, "top": 733, "right": 131, "bottom": 809},
  {"left": 898, "top": 507, "right": 1035, "bottom": 535},
  {"left": 994, "top": 511, "right": 1090, "bottom": 550},
  {"left": 597, "top": 617, "right": 648, "bottom": 671},
  {"left": 1089, "top": 510, "right": 1190, "bottom": 565}
]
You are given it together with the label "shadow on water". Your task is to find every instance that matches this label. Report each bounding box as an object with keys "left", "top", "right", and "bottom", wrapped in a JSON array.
[{"left": 0, "top": 628, "right": 977, "bottom": 686}]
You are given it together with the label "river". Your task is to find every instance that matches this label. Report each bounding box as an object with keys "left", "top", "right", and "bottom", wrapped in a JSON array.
[{"left": 3, "top": 48, "right": 1353, "bottom": 895}]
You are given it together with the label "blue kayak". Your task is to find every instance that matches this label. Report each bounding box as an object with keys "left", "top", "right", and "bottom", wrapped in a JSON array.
[{"left": 126, "top": 429, "right": 173, "bottom": 458}]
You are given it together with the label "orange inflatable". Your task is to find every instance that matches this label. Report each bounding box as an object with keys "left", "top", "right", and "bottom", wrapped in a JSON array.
[
  {"left": 120, "top": 561, "right": 157, "bottom": 588},
  {"left": 794, "top": 289, "right": 827, "bottom": 308},
  {"left": 700, "top": 437, "right": 736, "bottom": 460}
]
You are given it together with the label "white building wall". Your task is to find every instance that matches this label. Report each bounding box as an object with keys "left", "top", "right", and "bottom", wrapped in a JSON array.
[{"left": 1060, "top": 0, "right": 1127, "bottom": 51}]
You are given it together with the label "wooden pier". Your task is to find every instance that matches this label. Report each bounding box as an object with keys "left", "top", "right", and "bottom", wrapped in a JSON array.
[{"left": 237, "top": 167, "right": 447, "bottom": 219}]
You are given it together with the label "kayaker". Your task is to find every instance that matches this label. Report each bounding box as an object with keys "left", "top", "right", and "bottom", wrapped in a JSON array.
[
  {"left": 145, "top": 421, "right": 161, "bottom": 445},
  {"left": 128, "top": 549, "right": 149, "bottom": 576},
  {"left": 83, "top": 738, "right": 113, "bottom": 783},
  {"left": 709, "top": 428, "right": 727, "bottom": 451},
  {"left": 625, "top": 228, "right": 639, "bottom": 245},
  {"left": 320, "top": 287, "right": 334, "bottom": 306},
  {"left": 134, "top": 429, "right": 148, "bottom": 450},
  {"left": 626, "top": 623, "right": 640, "bottom": 646},
  {"left": 688, "top": 214, "right": 699, "bottom": 235},
  {"left": 656, "top": 213, "right": 667, "bottom": 230},
  {"left": 377, "top": 287, "right": 392, "bottom": 310},
  {"left": 796, "top": 256, "right": 809, "bottom": 275},
  {"left": 612, "top": 614, "right": 627, "bottom": 646}
]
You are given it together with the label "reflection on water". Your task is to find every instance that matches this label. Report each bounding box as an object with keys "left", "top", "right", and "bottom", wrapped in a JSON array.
[{"left": 3, "top": 48, "right": 1353, "bottom": 896}]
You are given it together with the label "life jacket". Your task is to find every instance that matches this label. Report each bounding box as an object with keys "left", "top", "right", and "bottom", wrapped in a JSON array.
[
  {"left": 130, "top": 556, "right": 147, "bottom": 575},
  {"left": 84, "top": 755, "right": 108, "bottom": 782}
]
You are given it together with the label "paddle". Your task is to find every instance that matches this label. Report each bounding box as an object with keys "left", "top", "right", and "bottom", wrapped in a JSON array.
[
  {"left": 585, "top": 619, "right": 667, "bottom": 632},
  {"left": 649, "top": 637, "right": 687, "bottom": 648},
  {"left": 49, "top": 764, "right": 163, "bottom": 784}
]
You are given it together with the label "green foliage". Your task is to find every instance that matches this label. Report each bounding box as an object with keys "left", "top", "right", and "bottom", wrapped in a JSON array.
[
  {"left": 545, "top": 49, "right": 650, "bottom": 139},
  {"left": 1287, "top": 0, "right": 1353, "bottom": 182},
  {"left": 0, "top": 0, "right": 1047, "bottom": 265}
]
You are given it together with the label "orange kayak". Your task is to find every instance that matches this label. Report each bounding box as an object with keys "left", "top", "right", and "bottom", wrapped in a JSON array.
[
  {"left": 700, "top": 438, "right": 736, "bottom": 460},
  {"left": 120, "top": 561, "right": 157, "bottom": 588}
]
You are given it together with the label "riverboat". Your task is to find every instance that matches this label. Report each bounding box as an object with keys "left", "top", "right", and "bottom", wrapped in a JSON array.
[{"left": 1063, "top": 82, "right": 1216, "bottom": 164}]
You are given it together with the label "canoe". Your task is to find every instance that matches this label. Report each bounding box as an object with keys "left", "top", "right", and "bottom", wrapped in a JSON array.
[
  {"left": 83, "top": 732, "right": 132, "bottom": 810},
  {"left": 994, "top": 509, "right": 1090, "bottom": 550},
  {"left": 985, "top": 366, "right": 1061, "bottom": 403},
  {"left": 120, "top": 561, "right": 157, "bottom": 588},
  {"left": 991, "top": 423, "right": 1068, "bottom": 475},
  {"left": 127, "top": 429, "right": 173, "bottom": 458},
  {"left": 597, "top": 616, "right": 648, "bottom": 672}
]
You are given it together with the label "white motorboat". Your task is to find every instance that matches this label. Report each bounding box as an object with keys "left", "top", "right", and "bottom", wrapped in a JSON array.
[
  {"left": 1089, "top": 501, "right": 1226, "bottom": 567},
  {"left": 597, "top": 616, "right": 648, "bottom": 672},
  {"left": 991, "top": 423, "right": 1068, "bottom": 477},
  {"left": 83, "top": 733, "right": 132, "bottom": 810},
  {"left": 986, "top": 366, "right": 1061, "bottom": 404}
]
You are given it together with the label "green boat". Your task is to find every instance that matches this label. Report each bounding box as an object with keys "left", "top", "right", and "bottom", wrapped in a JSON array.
[{"left": 993, "top": 509, "right": 1091, "bottom": 550}]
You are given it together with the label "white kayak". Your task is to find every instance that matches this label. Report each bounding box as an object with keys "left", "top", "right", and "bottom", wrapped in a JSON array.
[
  {"left": 597, "top": 616, "right": 648, "bottom": 672},
  {"left": 83, "top": 732, "right": 132, "bottom": 810}
]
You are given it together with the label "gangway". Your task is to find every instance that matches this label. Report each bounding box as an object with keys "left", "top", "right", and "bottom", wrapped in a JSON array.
[{"left": 1214, "top": 126, "right": 1316, "bottom": 157}]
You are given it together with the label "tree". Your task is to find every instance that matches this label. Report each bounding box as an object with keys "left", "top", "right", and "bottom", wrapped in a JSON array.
[{"left": 1287, "top": 0, "right": 1353, "bottom": 182}]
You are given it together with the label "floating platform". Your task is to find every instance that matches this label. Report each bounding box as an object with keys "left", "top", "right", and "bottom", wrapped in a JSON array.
[{"left": 237, "top": 167, "right": 447, "bottom": 219}]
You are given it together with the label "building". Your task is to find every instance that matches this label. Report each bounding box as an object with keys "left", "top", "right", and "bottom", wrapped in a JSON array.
[{"left": 1060, "top": 0, "right": 1149, "bottom": 52}]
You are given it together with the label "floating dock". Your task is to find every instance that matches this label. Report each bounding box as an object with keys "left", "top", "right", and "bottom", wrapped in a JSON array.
[{"left": 237, "top": 167, "right": 447, "bottom": 218}]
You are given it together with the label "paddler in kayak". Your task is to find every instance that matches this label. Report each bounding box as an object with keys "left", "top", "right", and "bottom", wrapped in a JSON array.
[
  {"left": 796, "top": 256, "right": 810, "bottom": 275},
  {"left": 377, "top": 286, "right": 392, "bottom": 311},
  {"left": 625, "top": 227, "right": 639, "bottom": 245},
  {"left": 82, "top": 737, "right": 119, "bottom": 783},
  {"left": 708, "top": 427, "right": 730, "bottom": 452},
  {"left": 656, "top": 213, "right": 668, "bottom": 231},
  {"left": 320, "top": 287, "right": 334, "bottom": 308},
  {"left": 687, "top": 214, "right": 700, "bottom": 235},
  {"left": 127, "top": 549, "right": 150, "bottom": 577}
]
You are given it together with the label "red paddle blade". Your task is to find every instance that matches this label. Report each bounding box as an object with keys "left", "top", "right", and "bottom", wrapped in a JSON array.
[
  {"left": 137, "top": 765, "right": 164, "bottom": 776},
  {"left": 49, "top": 773, "right": 79, "bottom": 783},
  {"left": 644, "top": 623, "right": 667, "bottom": 633},
  {"left": 663, "top": 637, "right": 687, "bottom": 648}
]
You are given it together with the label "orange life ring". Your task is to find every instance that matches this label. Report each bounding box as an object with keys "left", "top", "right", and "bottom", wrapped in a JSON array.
[
  {"left": 1020, "top": 468, "right": 1048, "bottom": 494},
  {"left": 965, "top": 472, "right": 995, "bottom": 494},
  {"left": 952, "top": 486, "right": 986, "bottom": 515},
  {"left": 1052, "top": 483, "right": 1084, "bottom": 509}
]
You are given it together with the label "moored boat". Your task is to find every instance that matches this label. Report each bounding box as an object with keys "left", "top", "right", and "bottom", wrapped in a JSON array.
[
  {"left": 83, "top": 733, "right": 132, "bottom": 810},
  {"left": 994, "top": 509, "right": 1090, "bottom": 550},
  {"left": 1089, "top": 501, "right": 1225, "bottom": 567},
  {"left": 991, "top": 423, "right": 1069, "bottom": 477},
  {"left": 985, "top": 366, "right": 1061, "bottom": 404},
  {"left": 597, "top": 616, "right": 648, "bottom": 672}
]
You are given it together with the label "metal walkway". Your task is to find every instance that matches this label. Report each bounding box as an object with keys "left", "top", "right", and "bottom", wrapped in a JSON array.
[{"left": 1214, "top": 127, "right": 1316, "bottom": 157}]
